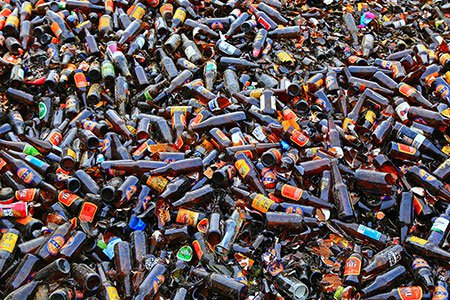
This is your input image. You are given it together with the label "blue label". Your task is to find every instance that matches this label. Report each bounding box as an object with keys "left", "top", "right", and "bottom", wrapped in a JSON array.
[
  {"left": 25, "top": 156, "right": 45, "bottom": 168},
  {"left": 357, "top": 225, "right": 381, "bottom": 241}
]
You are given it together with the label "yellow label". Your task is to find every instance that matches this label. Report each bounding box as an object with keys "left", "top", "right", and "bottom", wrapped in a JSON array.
[
  {"left": 252, "top": 194, "right": 274, "bottom": 213},
  {"left": 132, "top": 6, "right": 146, "bottom": 20},
  {"left": 365, "top": 110, "right": 376, "bottom": 124},
  {"left": 106, "top": 286, "right": 120, "bottom": 300},
  {"left": 409, "top": 236, "right": 428, "bottom": 245},
  {"left": 235, "top": 159, "right": 250, "bottom": 178},
  {"left": 0, "top": 233, "right": 18, "bottom": 253},
  {"left": 173, "top": 8, "right": 186, "bottom": 21},
  {"left": 6, "top": 15, "right": 18, "bottom": 28},
  {"left": 277, "top": 51, "right": 295, "bottom": 63},
  {"left": 442, "top": 145, "right": 450, "bottom": 156}
]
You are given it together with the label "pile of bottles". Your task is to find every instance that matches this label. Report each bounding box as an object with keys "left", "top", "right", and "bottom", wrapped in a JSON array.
[{"left": 0, "top": 0, "right": 450, "bottom": 299}]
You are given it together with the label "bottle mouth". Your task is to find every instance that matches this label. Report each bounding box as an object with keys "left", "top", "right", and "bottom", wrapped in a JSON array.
[
  {"left": 56, "top": 258, "right": 71, "bottom": 274},
  {"left": 100, "top": 186, "right": 115, "bottom": 202},
  {"left": 85, "top": 274, "right": 101, "bottom": 291},
  {"left": 67, "top": 178, "right": 81, "bottom": 193},
  {"left": 49, "top": 291, "right": 67, "bottom": 300},
  {"left": 291, "top": 282, "right": 309, "bottom": 300}
]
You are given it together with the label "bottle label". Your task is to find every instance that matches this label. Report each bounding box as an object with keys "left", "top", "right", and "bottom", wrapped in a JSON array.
[
  {"left": 431, "top": 217, "right": 450, "bottom": 234},
  {"left": 25, "top": 156, "right": 45, "bottom": 169},
  {"left": 50, "top": 21, "right": 62, "bottom": 37},
  {"left": 58, "top": 190, "right": 80, "bottom": 207},
  {"left": 15, "top": 189, "right": 38, "bottom": 202},
  {"left": 252, "top": 125, "right": 266, "bottom": 141},
  {"left": 432, "top": 283, "right": 448, "bottom": 300},
  {"left": 344, "top": 256, "right": 361, "bottom": 276},
  {"left": 395, "top": 101, "right": 410, "bottom": 121},
  {"left": 176, "top": 208, "right": 199, "bottom": 226},
  {"left": 365, "top": 110, "right": 376, "bottom": 124},
  {"left": 106, "top": 287, "right": 120, "bottom": 300},
  {"left": 79, "top": 202, "right": 98, "bottom": 222},
  {"left": 235, "top": 159, "right": 251, "bottom": 178},
  {"left": 46, "top": 234, "right": 66, "bottom": 256},
  {"left": 357, "top": 225, "right": 381, "bottom": 241},
  {"left": 23, "top": 144, "right": 40, "bottom": 156},
  {"left": 152, "top": 275, "right": 165, "bottom": 294},
  {"left": 399, "top": 83, "right": 415, "bottom": 98},
  {"left": 144, "top": 90, "right": 153, "bottom": 101},
  {"left": 290, "top": 129, "right": 309, "bottom": 147},
  {"left": 387, "top": 251, "right": 401, "bottom": 266},
  {"left": 436, "top": 83, "right": 450, "bottom": 100},
  {"left": 326, "top": 74, "right": 337, "bottom": 89},
  {"left": 397, "top": 143, "right": 417, "bottom": 155},
  {"left": 173, "top": 8, "right": 186, "bottom": 21},
  {"left": 257, "top": 16, "right": 271, "bottom": 30},
  {"left": 281, "top": 184, "right": 303, "bottom": 201},
  {"left": 17, "top": 167, "right": 36, "bottom": 185},
  {"left": 411, "top": 134, "right": 426, "bottom": 149},
  {"left": 440, "top": 53, "right": 450, "bottom": 66},
  {"left": 132, "top": 6, "right": 146, "bottom": 19},
  {"left": 0, "top": 232, "right": 18, "bottom": 253},
  {"left": 409, "top": 236, "right": 428, "bottom": 245},
  {"left": 38, "top": 102, "right": 47, "bottom": 119},
  {"left": 74, "top": 72, "right": 88, "bottom": 88},
  {"left": 252, "top": 194, "right": 274, "bottom": 213},
  {"left": 284, "top": 204, "right": 303, "bottom": 215},
  {"left": 418, "top": 169, "right": 437, "bottom": 183},
  {"left": 146, "top": 176, "right": 168, "bottom": 193},
  {"left": 47, "top": 131, "right": 63, "bottom": 146},
  {"left": 185, "top": 45, "right": 197, "bottom": 60},
  {"left": 397, "top": 286, "right": 423, "bottom": 300},
  {"left": 411, "top": 257, "right": 429, "bottom": 270},
  {"left": 192, "top": 240, "right": 204, "bottom": 260},
  {"left": 124, "top": 185, "right": 138, "bottom": 202}
]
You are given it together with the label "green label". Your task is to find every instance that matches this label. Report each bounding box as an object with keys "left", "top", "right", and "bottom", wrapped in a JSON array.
[
  {"left": 23, "top": 144, "right": 40, "bottom": 156},
  {"left": 38, "top": 102, "right": 47, "bottom": 119},
  {"left": 144, "top": 90, "right": 153, "bottom": 101}
]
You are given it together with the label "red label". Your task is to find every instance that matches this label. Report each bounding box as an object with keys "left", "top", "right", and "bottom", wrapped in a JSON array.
[
  {"left": 15, "top": 189, "right": 38, "bottom": 202},
  {"left": 192, "top": 240, "right": 203, "bottom": 260},
  {"left": 290, "top": 129, "right": 309, "bottom": 147},
  {"left": 398, "top": 286, "right": 423, "bottom": 300},
  {"left": 344, "top": 256, "right": 362, "bottom": 276},
  {"left": 47, "top": 131, "right": 62, "bottom": 146},
  {"left": 79, "top": 202, "right": 98, "bottom": 222},
  {"left": 58, "top": 190, "right": 80, "bottom": 207},
  {"left": 399, "top": 83, "right": 415, "bottom": 97},
  {"left": 280, "top": 184, "right": 303, "bottom": 201},
  {"left": 397, "top": 143, "right": 417, "bottom": 155}
]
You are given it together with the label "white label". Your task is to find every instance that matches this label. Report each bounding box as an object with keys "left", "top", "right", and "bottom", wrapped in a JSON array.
[
  {"left": 252, "top": 125, "right": 266, "bottom": 141},
  {"left": 412, "top": 134, "right": 426, "bottom": 149},
  {"left": 395, "top": 101, "right": 410, "bottom": 121},
  {"left": 185, "top": 46, "right": 197, "bottom": 60},
  {"left": 431, "top": 217, "right": 450, "bottom": 234}
]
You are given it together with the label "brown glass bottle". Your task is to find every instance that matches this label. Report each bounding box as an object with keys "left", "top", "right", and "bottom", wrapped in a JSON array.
[
  {"left": 331, "top": 159, "right": 354, "bottom": 221},
  {"left": 234, "top": 152, "right": 266, "bottom": 195}
]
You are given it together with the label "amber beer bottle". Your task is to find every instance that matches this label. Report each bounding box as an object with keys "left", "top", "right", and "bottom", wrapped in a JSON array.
[
  {"left": 274, "top": 183, "right": 333, "bottom": 209},
  {"left": 331, "top": 219, "right": 388, "bottom": 248},
  {"left": 0, "top": 228, "right": 19, "bottom": 273},
  {"left": 114, "top": 241, "right": 132, "bottom": 298},
  {"left": 0, "top": 150, "right": 43, "bottom": 188},
  {"left": 343, "top": 244, "right": 362, "bottom": 287},
  {"left": 234, "top": 152, "right": 266, "bottom": 195},
  {"left": 148, "top": 157, "right": 203, "bottom": 177},
  {"left": 361, "top": 265, "right": 408, "bottom": 297},
  {"left": 411, "top": 257, "right": 434, "bottom": 291},
  {"left": 190, "top": 268, "right": 248, "bottom": 300},
  {"left": 405, "top": 236, "right": 450, "bottom": 262},
  {"left": 392, "top": 122, "right": 448, "bottom": 161},
  {"left": 362, "top": 244, "right": 403, "bottom": 278},
  {"left": 364, "top": 286, "right": 424, "bottom": 300},
  {"left": 98, "top": 264, "right": 121, "bottom": 300},
  {"left": 406, "top": 166, "right": 450, "bottom": 202},
  {"left": 330, "top": 159, "right": 354, "bottom": 221},
  {"left": 35, "top": 221, "right": 74, "bottom": 261}
]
